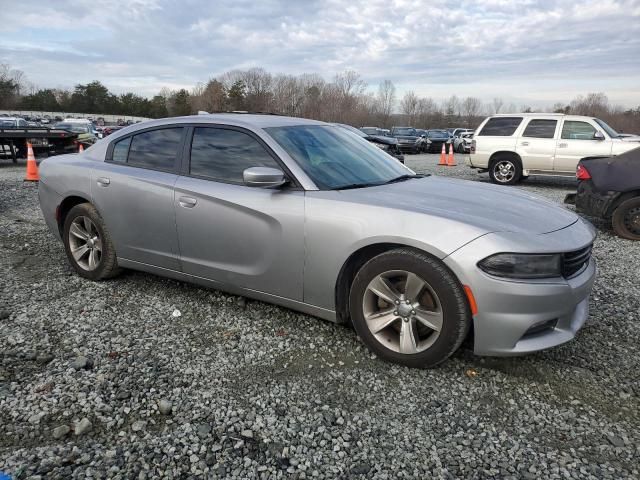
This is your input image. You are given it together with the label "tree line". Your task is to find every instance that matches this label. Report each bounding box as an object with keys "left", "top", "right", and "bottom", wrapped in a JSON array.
[{"left": 1, "top": 64, "right": 639, "bottom": 133}]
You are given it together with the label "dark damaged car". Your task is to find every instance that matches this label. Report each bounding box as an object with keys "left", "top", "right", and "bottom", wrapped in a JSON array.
[
  {"left": 334, "top": 123, "right": 404, "bottom": 163},
  {"left": 568, "top": 147, "right": 640, "bottom": 240}
]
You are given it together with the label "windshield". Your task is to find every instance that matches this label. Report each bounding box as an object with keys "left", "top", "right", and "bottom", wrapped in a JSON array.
[
  {"left": 593, "top": 118, "right": 619, "bottom": 138},
  {"left": 428, "top": 130, "right": 449, "bottom": 138},
  {"left": 56, "top": 123, "right": 90, "bottom": 134},
  {"left": 394, "top": 128, "right": 417, "bottom": 136},
  {"left": 334, "top": 123, "right": 368, "bottom": 138},
  {"left": 265, "top": 125, "right": 413, "bottom": 190}
]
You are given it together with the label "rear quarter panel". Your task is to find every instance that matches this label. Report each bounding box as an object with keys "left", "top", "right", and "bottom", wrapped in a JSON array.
[{"left": 470, "top": 118, "right": 518, "bottom": 168}]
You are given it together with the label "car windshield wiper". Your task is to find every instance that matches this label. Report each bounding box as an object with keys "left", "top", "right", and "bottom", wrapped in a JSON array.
[
  {"left": 384, "top": 174, "right": 425, "bottom": 184},
  {"left": 329, "top": 182, "right": 382, "bottom": 190}
]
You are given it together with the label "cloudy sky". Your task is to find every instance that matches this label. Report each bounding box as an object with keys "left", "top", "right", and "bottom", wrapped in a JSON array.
[{"left": 2, "top": 0, "right": 640, "bottom": 107}]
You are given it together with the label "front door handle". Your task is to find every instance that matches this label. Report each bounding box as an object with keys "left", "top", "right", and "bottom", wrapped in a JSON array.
[
  {"left": 521, "top": 141, "right": 529, "bottom": 146},
  {"left": 96, "top": 177, "right": 110, "bottom": 187},
  {"left": 558, "top": 143, "right": 568, "bottom": 148},
  {"left": 178, "top": 196, "right": 197, "bottom": 208}
]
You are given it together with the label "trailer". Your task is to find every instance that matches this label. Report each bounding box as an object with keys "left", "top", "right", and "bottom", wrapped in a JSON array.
[{"left": 0, "top": 127, "right": 78, "bottom": 162}]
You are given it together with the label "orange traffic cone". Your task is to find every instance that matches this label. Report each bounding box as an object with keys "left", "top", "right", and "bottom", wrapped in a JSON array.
[
  {"left": 78, "top": 143, "right": 84, "bottom": 153},
  {"left": 447, "top": 143, "right": 456, "bottom": 166},
  {"left": 24, "top": 142, "right": 39, "bottom": 182},
  {"left": 438, "top": 143, "right": 447, "bottom": 166}
]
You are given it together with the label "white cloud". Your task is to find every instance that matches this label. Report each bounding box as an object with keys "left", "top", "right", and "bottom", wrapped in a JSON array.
[{"left": 0, "top": 0, "right": 638, "bottom": 105}]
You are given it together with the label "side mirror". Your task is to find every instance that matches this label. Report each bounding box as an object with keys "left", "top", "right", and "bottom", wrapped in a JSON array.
[
  {"left": 243, "top": 167, "right": 287, "bottom": 188},
  {"left": 593, "top": 131, "right": 605, "bottom": 141}
]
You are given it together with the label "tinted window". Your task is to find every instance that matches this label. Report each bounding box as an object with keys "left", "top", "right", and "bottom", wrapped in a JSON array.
[
  {"left": 127, "top": 128, "right": 183, "bottom": 171},
  {"left": 561, "top": 121, "right": 596, "bottom": 140},
  {"left": 522, "top": 119, "right": 557, "bottom": 139},
  {"left": 478, "top": 117, "right": 523, "bottom": 136},
  {"left": 112, "top": 137, "right": 131, "bottom": 163},
  {"left": 190, "top": 127, "right": 280, "bottom": 183}
]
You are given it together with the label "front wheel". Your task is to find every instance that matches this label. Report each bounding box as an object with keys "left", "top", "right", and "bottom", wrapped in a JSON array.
[
  {"left": 612, "top": 197, "right": 640, "bottom": 240},
  {"left": 349, "top": 249, "right": 471, "bottom": 368},
  {"left": 63, "top": 203, "right": 122, "bottom": 280},
  {"left": 489, "top": 156, "right": 522, "bottom": 185}
]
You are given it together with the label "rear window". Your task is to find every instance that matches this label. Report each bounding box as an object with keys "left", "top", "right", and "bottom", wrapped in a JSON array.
[
  {"left": 478, "top": 117, "right": 523, "bottom": 136},
  {"left": 522, "top": 119, "right": 557, "bottom": 139},
  {"left": 127, "top": 128, "right": 183, "bottom": 171}
]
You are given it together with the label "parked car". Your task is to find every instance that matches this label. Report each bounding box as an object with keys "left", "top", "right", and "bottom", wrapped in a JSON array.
[
  {"left": 425, "top": 129, "right": 451, "bottom": 153},
  {"left": 360, "top": 127, "right": 383, "bottom": 136},
  {"left": 391, "top": 126, "right": 422, "bottom": 154},
  {"left": 454, "top": 132, "right": 473, "bottom": 153},
  {"left": 101, "top": 125, "right": 125, "bottom": 137},
  {"left": 335, "top": 123, "right": 404, "bottom": 163},
  {"left": 59, "top": 118, "right": 102, "bottom": 138},
  {"left": 450, "top": 128, "right": 473, "bottom": 138},
  {"left": 54, "top": 122, "right": 99, "bottom": 147},
  {"left": 567, "top": 147, "right": 640, "bottom": 240},
  {"left": 38, "top": 114, "right": 596, "bottom": 368},
  {"left": 468, "top": 113, "right": 640, "bottom": 185}
]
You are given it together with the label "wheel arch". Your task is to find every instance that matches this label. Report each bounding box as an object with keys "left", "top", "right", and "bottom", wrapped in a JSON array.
[
  {"left": 608, "top": 190, "right": 640, "bottom": 217},
  {"left": 57, "top": 195, "right": 92, "bottom": 236},
  {"left": 489, "top": 150, "right": 522, "bottom": 166},
  {"left": 334, "top": 242, "right": 471, "bottom": 326}
]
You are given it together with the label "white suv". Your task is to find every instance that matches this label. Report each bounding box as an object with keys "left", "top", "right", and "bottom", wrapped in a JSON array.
[{"left": 468, "top": 113, "right": 640, "bottom": 184}]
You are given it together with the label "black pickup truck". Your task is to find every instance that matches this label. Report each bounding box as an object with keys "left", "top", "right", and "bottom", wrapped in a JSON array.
[{"left": 0, "top": 125, "right": 78, "bottom": 162}]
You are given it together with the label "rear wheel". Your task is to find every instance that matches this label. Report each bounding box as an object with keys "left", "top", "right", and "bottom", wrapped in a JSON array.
[
  {"left": 63, "top": 203, "right": 121, "bottom": 280},
  {"left": 349, "top": 249, "right": 471, "bottom": 368},
  {"left": 457, "top": 143, "right": 466, "bottom": 153},
  {"left": 612, "top": 197, "right": 640, "bottom": 240},
  {"left": 489, "top": 155, "right": 522, "bottom": 185}
]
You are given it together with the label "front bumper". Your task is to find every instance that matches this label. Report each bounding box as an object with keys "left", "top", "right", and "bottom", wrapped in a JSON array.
[
  {"left": 397, "top": 142, "right": 420, "bottom": 153},
  {"left": 444, "top": 220, "right": 597, "bottom": 356}
]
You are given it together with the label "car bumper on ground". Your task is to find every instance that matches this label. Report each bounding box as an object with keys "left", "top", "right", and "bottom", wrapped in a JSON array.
[
  {"left": 444, "top": 220, "right": 597, "bottom": 356},
  {"left": 574, "top": 180, "right": 619, "bottom": 219}
]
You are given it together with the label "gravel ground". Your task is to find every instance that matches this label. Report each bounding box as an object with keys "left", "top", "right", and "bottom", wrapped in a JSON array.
[{"left": 1, "top": 154, "right": 639, "bottom": 479}]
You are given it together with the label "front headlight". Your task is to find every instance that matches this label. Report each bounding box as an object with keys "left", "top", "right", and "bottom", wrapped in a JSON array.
[{"left": 478, "top": 253, "right": 562, "bottom": 279}]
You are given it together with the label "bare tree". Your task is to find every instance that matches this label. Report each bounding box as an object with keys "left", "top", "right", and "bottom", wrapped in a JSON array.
[
  {"left": 492, "top": 97, "right": 504, "bottom": 114},
  {"left": 376, "top": 80, "right": 396, "bottom": 128},
  {"left": 461, "top": 97, "right": 482, "bottom": 126},
  {"left": 400, "top": 91, "right": 419, "bottom": 125}
]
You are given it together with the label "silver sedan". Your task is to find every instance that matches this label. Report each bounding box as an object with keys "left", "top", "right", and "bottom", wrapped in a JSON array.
[{"left": 38, "top": 114, "right": 596, "bottom": 368}]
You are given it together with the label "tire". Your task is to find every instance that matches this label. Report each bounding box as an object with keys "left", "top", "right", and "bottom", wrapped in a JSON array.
[
  {"left": 349, "top": 248, "right": 471, "bottom": 368},
  {"left": 612, "top": 197, "right": 640, "bottom": 240},
  {"left": 456, "top": 143, "right": 465, "bottom": 154},
  {"left": 489, "top": 155, "right": 522, "bottom": 185},
  {"left": 63, "top": 203, "right": 121, "bottom": 280}
]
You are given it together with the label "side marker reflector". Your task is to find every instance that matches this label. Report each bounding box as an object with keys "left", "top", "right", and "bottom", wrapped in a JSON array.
[{"left": 463, "top": 285, "right": 478, "bottom": 316}]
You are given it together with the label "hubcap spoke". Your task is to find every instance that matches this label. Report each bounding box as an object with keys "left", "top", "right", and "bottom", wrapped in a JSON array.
[
  {"left": 365, "top": 309, "right": 398, "bottom": 334},
  {"left": 70, "top": 223, "right": 89, "bottom": 240},
  {"left": 367, "top": 276, "right": 400, "bottom": 304},
  {"left": 88, "top": 249, "right": 98, "bottom": 269},
  {"left": 404, "top": 272, "right": 425, "bottom": 302},
  {"left": 72, "top": 244, "right": 89, "bottom": 261},
  {"left": 414, "top": 307, "right": 443, "bottom": 332},
  {"left": 93, "top": 238, "right": 102, "bottom": 252},
  {"left": 400, "top": 319, "right": 418, "bottom": 354},
  {"left": 83, "top": 217, "right": 93, "bottom": 236}
]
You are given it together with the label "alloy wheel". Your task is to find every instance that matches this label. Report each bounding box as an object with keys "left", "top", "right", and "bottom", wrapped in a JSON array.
[
  {"left": 68, "top": 216, "right": 102, "bottom": 271},
  {"left": 362, "top": 270, "right": 442, "bottom": 354},
  {"left": 493, "top": 160, "right": 515, "bottom": 183}
]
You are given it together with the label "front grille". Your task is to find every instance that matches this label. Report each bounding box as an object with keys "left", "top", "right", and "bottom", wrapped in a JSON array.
[{"left": 562, "top": 244, "right": 592, "bottom": 278}]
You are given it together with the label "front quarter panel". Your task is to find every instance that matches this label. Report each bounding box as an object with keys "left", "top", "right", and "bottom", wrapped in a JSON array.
[{"left": 303, "top": 192, "right": 488, "bottom": 310}]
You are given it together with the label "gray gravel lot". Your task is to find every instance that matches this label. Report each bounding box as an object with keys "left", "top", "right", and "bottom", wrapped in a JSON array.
[{"left": 1, "top": 154, "right": 639, "bottom": 479}]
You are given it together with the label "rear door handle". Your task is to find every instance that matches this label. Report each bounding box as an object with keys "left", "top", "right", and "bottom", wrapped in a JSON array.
[
  {"left": 558, "top": 143, "right": 568, "bottom": 148},
  {"left": 178, "top": 196, "right": 197, "bottom": 208},
  {"left": 96, "top": 177, "right": 110, "bottom": 187}
]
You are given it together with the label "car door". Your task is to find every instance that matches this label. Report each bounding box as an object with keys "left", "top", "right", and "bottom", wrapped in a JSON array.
[
  {"left": 174, "top": 125, "right": 305, "bottom": 301},
  {"left": 554, "top": 119, "right": 612, "bottom": 172},
  {"left": 515, "top": 118, "right": 559, "bottom": 171},
  {"left": 91, "top": 126, "right": 185, "bottom": 270}
]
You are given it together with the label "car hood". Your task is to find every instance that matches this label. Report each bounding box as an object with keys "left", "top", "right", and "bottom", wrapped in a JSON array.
[
  {"left": 369, "top": 135, "right": 398, "bottom": 145},
  {"left": 332, "top": 176, "right": 578, "bottom": 235},
  {"left": 619, "top": 135, "right": 640, "bottom": 142}
]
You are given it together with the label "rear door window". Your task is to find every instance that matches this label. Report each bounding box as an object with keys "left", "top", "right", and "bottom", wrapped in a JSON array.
[
  {"left": 127, "top": 128, "right": 183, "bottom": 171},
  {"left": 112, "top": 137, "right": 131, "bottom": 163},
  {"left": 522, "top": 119, "right": 557, "bottom": 139},
  {"left": 561, "top": 121, "right": 597, "bottom": 140},
  {"left": 478, "top": 117, "right": 523, "bottom": 136}
]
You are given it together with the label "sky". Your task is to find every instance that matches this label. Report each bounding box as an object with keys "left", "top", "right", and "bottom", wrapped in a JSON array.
[{"left": 1, "top": 0, "right": 640, "bottom": 108}]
